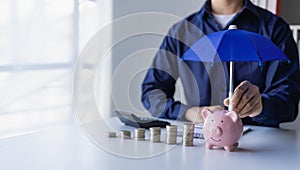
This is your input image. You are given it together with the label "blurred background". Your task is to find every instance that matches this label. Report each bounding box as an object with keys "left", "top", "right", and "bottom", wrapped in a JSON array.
[{"left": 0, "top": 0, "right": 299, "bottom": 138}]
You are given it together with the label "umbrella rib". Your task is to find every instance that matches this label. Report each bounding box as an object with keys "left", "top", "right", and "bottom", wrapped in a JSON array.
[
  {"left": 244, "top": 33, "right": 263, "bottom": 64},
  {"left": 212, "top": 31, "right": 227, "bottom": 62}
]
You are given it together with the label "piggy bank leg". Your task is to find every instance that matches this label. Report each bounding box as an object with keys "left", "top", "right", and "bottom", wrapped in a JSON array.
[
  {"left": 224, "top": 145, "right": 233, "bottom": 152},
  {"left": 224, "top": 142, "right": 239, "bottom": 152},
  {"left": 206, "top": 142, "right": 214, "bottom": 149}
]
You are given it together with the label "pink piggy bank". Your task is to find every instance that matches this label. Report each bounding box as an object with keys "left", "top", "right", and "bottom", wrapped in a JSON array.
[{"left": 201, "top": 109, "right": 243, "bottom": 151}]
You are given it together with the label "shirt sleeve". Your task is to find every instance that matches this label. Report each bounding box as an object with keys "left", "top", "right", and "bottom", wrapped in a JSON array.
[
  {"left": 141, "top": 29, "right": 189, "bottom": 120},
  {"left": 253, "top": 19, "right": 300, "bottom": 127}
]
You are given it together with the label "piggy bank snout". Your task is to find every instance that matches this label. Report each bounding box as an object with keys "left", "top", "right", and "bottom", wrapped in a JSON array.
[{"left": 211, "top": 126, "right": 223, "bottom": 137}]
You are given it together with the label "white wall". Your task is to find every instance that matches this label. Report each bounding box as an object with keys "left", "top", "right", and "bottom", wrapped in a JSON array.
[{"left": 109, "top": 0, "right": 205, "bottom": 116}]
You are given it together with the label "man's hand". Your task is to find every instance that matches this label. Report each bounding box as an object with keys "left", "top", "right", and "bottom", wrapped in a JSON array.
[
  {"left": 224, "top": 80, "right": 262, "bottom": 118},
  {"left": 184, "top": 105, "right": 224, "bottom": 124}
]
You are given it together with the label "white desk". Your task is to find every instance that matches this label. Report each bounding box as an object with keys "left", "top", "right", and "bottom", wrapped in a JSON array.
[{"left": 0, "top": 117, "right": 300, "bottom": 170}]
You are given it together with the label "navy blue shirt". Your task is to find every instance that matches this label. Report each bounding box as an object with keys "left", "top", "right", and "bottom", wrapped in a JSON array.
[{"left": 141, "top": 0, "right": 300, "bottom": 127}]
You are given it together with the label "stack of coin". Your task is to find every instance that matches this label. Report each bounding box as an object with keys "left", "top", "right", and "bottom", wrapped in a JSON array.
[
  {"left": 120, "top": 130, "right": 131, "bottom": 139},
  {"left": 134, "top": 128, "right": 146, "bottom": 141},
  {"left": 149, "top": 127, "right": 161, "bottom": 142},
  {"left": 182, "top": 123, "right": 194, "bottom": 146},
  {"left": 165, "top": 125, "right": 177, "bottom": 145},
  {"left": 107, "top": 131, "right": 117, "bottom": 138}
]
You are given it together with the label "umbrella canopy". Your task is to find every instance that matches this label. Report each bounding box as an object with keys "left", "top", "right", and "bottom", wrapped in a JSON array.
[
  {"left": 181, "top": 25, "right": 290, "bottom": 111},
  {"left": 181, "top": 26, "right": 289, "bottom": 64}
]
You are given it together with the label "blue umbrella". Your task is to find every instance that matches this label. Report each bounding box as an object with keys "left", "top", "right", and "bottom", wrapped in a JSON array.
[{"left": 181, "top": 25, "right": 289, "bottom": 111}]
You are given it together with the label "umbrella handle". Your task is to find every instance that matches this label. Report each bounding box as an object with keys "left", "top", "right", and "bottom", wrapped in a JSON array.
[
  {"left": 228, "top": 62, "right": 234, "bottom": 111},
  {"left": 228, "top": 91, "right": 233, "bottom": 111},
  {"left": 228, "top": 25, "right": 236, "bottom": 111}
]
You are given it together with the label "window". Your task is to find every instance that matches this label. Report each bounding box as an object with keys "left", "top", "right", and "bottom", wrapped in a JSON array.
[{"left": 0, "top": 0, "right": 112, "bottom": 137}]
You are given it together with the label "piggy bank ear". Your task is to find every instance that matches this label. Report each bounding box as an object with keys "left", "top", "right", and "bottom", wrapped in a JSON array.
[
  {"left": 201, "top": 108, "right": 213, "bottom": 119},
  {"left": 225, "top": 111, "right": 238, "bottom": 122}
]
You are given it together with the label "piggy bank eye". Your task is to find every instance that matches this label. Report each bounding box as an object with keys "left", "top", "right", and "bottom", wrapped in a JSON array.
[{"left": 221, "top": 120, "right": 224, "bottom": 123}]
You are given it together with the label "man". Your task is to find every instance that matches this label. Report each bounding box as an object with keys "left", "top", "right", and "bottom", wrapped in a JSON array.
[{"left": 141, "top": 0, "right": 300, "bottom": 127}]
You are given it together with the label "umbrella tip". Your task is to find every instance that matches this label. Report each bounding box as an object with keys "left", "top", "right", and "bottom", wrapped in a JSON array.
[
  {"left": 179, "top": 58, "right": 183, "bottom": 63},
  {"left": 228, "top": 25, "right": 237, "bottom": 30}
]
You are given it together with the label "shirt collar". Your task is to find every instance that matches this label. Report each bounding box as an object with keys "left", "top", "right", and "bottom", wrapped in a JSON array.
[{"left": 200, "top": 0, "right": 260, "bottom": 18}]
